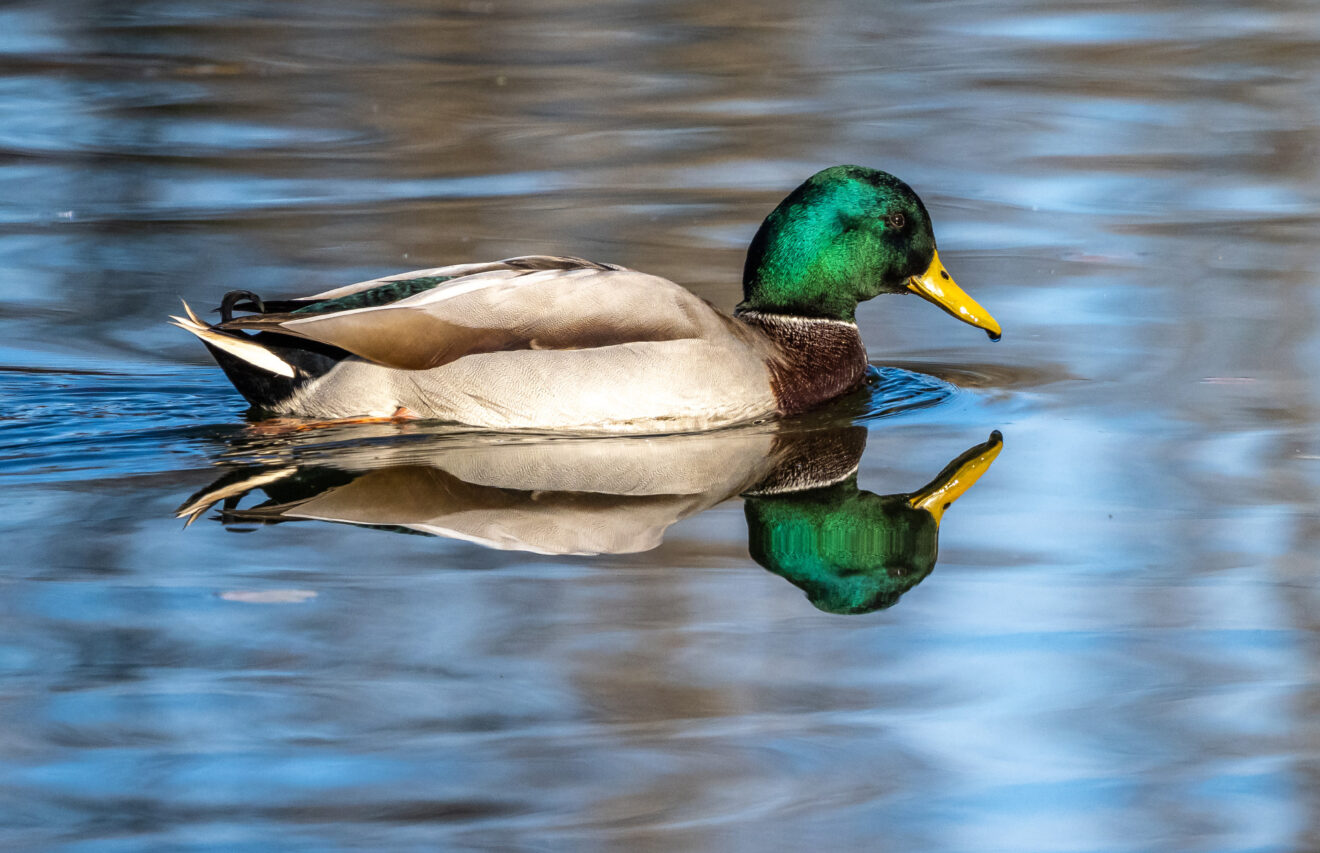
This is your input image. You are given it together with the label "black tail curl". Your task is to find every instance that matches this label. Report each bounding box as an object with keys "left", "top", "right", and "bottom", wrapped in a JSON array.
[{"left": 217, "top": 290, "right": 266, "bottom": 323}]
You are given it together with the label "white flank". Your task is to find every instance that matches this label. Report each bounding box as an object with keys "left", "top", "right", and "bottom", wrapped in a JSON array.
[{"left": 170, "top": 301, "right": 296, "bottom": 378}]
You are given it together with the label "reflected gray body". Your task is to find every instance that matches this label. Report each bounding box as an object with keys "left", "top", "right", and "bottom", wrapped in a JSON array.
[{"left": 180, "top": 425, "right": 863, "bottom": 556}]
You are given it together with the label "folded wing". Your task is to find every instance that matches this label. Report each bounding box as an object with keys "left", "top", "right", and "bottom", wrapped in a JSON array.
[{"left": 218, "top": 257, "right": 736, "bottom": 371}]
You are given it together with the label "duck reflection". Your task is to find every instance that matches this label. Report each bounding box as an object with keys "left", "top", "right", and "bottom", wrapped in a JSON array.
[
  {"left": 744, "top": 432, "right": 1001, "bottom": 613},
  {"left": 179, "top": 426, "right": 1001, "bottom": 614}
]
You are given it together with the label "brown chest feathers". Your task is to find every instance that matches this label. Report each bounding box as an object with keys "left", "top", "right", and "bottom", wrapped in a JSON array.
[{"left": 734, "top": 310, "right": 869, "bottom": 416}]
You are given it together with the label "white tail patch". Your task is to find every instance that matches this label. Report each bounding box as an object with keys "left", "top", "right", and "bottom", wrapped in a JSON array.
[{"left": 170, "top": 300, "right": 296, "bottom": 378}]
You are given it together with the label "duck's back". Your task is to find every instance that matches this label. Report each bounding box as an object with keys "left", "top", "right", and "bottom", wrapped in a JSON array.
[{"left": 199, "top": 257, "right": 779, "bottom": 432}]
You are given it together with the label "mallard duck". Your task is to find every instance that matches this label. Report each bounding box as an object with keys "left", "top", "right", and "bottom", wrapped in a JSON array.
[{"left": 172, "top": 165, "right": 1000, "bottom": 432}]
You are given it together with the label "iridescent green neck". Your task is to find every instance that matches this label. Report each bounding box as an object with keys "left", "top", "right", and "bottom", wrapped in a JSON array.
[{"left": 738, "top": 166, "right": 934, "bottom": 322}]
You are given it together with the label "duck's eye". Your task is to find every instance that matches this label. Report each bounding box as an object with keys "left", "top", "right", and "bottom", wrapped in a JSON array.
[{"left": 888, "top": 212, "right": 906, "bottom": 230}]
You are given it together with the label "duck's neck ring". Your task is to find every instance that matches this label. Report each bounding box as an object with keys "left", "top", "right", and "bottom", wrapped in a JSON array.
[
  {"left": 733, "top": 308, "right": 860, "bottom": 330},
  {"left": 735, "top": 308, "right": 869, "bottom": 416}
]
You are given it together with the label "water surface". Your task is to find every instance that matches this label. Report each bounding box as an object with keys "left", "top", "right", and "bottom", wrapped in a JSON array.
[{"left": 2, "top": 0, "right": 1320, "bottom": 850}]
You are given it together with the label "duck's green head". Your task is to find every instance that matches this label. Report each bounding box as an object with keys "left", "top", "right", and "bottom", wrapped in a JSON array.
[
  {"left": 744, "top": 431, "right": 1002, "bottom": 614},
  {"left": 740, "top": 165, "right": 1000, "bottom": 338}
]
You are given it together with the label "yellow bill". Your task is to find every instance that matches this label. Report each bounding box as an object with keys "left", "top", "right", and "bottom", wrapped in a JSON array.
[
  {"left": 906, "top": 249, "right": 1001, "bottom": 341},
  {"left": 908, "top": 431, "right": 1003, "bottom": 523}
]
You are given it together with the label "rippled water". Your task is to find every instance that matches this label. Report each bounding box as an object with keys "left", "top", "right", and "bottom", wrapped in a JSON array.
[{"left": 3, "top": 0, "right": 1320, "bottom": 849}]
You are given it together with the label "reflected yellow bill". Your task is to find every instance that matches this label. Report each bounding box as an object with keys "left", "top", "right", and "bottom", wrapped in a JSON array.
[{"left": 908, "top": 431, "right": 1003, "bottom": 523}]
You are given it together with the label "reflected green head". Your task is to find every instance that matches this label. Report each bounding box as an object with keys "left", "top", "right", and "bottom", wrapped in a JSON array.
[
  {"left": 744, "top": 477, "right": 939, "bottom": 615},
  {"left": 740, "top": 165, "right": 938, "bottom": 321}
]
